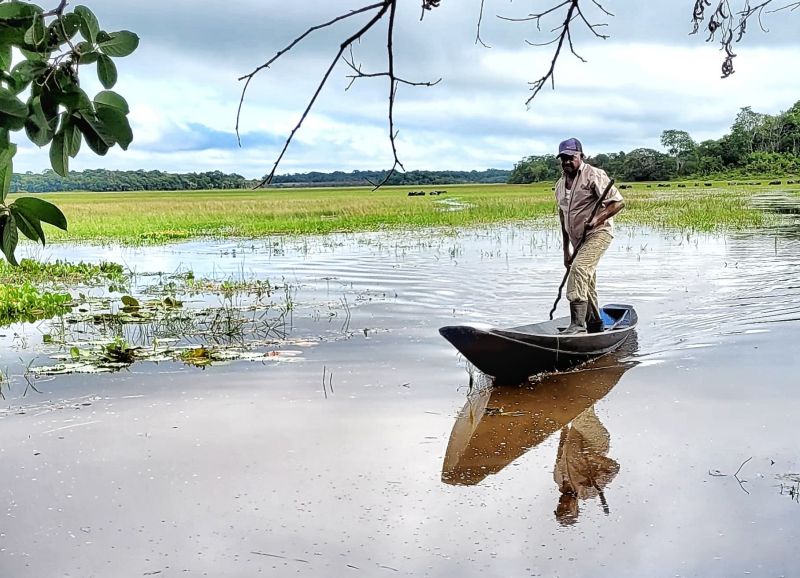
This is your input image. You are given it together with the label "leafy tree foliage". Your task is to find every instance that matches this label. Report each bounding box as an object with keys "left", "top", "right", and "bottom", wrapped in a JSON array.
[
  {"left": 511, "top": 100, "right": 800, "bottom": 183},
  {"left": 660, "top": 130, "right": 696, "bottom": 175},
  {"left": 621, "top": 148, "right": 673, "bottom": 182},
  {"left": 0, "top": 0, "right": 137, "bottom": 263},
  {"left": 508, "top": 155, "right": 561, "bottom": 184}
]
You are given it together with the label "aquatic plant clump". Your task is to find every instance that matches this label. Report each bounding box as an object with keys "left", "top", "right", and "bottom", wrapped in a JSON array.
[
  {"left": 0, "top": 283, "right": 71, "bottom": 326},
  {"left": 0, "top": 258, "right": 126, "bottom": 286}
]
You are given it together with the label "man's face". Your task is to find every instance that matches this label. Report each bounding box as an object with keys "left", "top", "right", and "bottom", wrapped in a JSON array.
[{"left": 560, "top": 153, "right": 581, "bottom": 176}]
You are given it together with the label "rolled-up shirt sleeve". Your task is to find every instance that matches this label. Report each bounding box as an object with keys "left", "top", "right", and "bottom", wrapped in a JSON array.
[{"left": 591, "top": 169, "right": 623, "bottom": 206}]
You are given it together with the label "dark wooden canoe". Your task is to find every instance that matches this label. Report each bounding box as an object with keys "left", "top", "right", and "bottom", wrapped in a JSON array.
[{"left": 439, "top": 304, "right": 637, "bottom": 381}]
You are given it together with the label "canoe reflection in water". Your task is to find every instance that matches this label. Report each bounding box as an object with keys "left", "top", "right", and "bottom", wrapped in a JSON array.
[{"left": 442, "top": 337, "right": 638, "bottom": 524}]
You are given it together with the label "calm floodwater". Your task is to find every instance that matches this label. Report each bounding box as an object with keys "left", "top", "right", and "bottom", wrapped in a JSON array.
[{"left": 1, "top": 223, "right": 799, "bottom": 577}]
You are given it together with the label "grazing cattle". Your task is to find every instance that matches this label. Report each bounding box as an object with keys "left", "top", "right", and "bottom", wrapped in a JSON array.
[
  {"left": 678, "top": 184, "right": 686, "bottom": 188},
  {"left": 705, "top": 183, "right": 713, "bottom": 186},
  {"left": 769, "top": 180, "right": 781, "bottom": 185}
]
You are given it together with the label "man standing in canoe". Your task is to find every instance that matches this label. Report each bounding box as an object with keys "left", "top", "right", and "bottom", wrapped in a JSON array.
[{"left": 555, "top": 138, "right": 625, "bottom": 334}]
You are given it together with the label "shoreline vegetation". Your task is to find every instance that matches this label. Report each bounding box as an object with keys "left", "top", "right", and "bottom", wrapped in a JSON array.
[{"left": 6, "top": 181, "right": 799, "bottom": 244}]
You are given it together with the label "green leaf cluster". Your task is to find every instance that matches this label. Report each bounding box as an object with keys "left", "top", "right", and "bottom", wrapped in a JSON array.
[
  {"left": 0, "top": 195, "right": 66, "bottom": 264},
  {"left": 0, "top": 2, "right": 138, "bottom": 264}
]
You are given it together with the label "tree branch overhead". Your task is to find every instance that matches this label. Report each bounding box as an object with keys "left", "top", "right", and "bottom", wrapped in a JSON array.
[{"left": 238, "top": 1, "right": 443, "bottom": 189}]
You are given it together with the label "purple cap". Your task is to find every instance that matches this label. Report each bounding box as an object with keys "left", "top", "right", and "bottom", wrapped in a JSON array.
[{"left": 557, "top": 138, "right": 583, "bottom": 158}]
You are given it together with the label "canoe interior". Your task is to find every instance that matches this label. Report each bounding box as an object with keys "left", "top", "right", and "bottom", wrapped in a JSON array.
[{"left": 500, "top": 304, "right": 636, "bottom": 337}]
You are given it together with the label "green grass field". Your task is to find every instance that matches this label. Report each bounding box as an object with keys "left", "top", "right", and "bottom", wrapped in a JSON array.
[{"left": 9, "top": 181, "right": 798, "bottom": 244}]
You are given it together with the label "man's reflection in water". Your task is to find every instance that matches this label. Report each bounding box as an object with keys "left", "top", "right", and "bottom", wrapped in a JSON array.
[{"left": 553, "top": 406, "right": 619, "bottom": 525}]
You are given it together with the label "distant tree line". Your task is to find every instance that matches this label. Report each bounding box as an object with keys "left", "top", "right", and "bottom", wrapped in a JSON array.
[
  {"left": 11, "top": 169, "right": 253, "bottom": 193},
  {"left": 268, "top": 169, "right": 511, "bottom": 187},
  {"left": 12, "top": 168, "right": 511, "bottom": 193},
  {"left": 509, "top": 100, "right": 800, "bottom": 183}
]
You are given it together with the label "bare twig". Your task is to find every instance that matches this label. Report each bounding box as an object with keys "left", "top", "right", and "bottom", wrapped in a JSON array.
[
  {"left": 708, "top": 456, "right": 753, "bottom": 494},
  {"left": 575, "top": 3, "right": 610, "bottom": 38},
  {"left": 240, "top": 0, "right": 442, "bottom": 189},
  {"left": 236, "top": 2, "right": 385, "bottom": 146},
  {"left": 523, "top": 1, "right": 579, "bottom": 105},
  {"left": 235, "top": 6, "right": 384, "bottom": 144},
  {"left": 476, "top": 0, "right": 491, "bottom": 47},
  {"left": 497, "top": 1, "right": 570, "bottom": 26},
  {"left": 370, "top": 0, "right": 404, "bottom": 189},
  {"left": 734, "top": 456, "right": 753, "bottom": 478},
  {"left": 249, "top": 4, "right": 391, "bottom": 189},
  {"left": 498, "top": 0, "right": 612, "bottom": 105},
  {"left": 590, "top": 0, "right": 615, "bottom": 17},
  {"left": 342, "top": 47, "right": 442, "bottom": 89}
]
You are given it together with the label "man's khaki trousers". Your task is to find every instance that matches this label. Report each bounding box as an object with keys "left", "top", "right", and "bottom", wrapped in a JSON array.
[{"left": 566, "top": 230, "right": 613, "bottom": 327}]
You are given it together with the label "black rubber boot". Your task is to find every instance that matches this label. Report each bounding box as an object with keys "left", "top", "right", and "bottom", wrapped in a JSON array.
[
  {"left": 587, "top": 320, "right": 605, "bottom": 334},
  {"left": 587, "top": 300, "right": 604, "bottom": 333},
  {"left": 561, "top": 300, "right": 588, "bottom": 334}
]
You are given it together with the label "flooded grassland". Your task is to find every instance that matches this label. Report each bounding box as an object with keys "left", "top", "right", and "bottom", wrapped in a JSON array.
[{"left": 1, "top": 188, "right": 800, "bottom": 577}]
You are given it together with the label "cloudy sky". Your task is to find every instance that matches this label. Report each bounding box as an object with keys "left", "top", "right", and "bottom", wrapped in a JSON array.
[{"left": 13, "top": 0, "right": 800, "bottom": 178}]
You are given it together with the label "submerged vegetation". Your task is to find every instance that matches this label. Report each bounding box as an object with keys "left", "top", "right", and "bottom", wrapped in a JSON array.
[
  {"left": 0, "top": 282, "right": 70, "bottom": 326},
  {"left": 0, "top": 258, "right": 127, "bottom": 326},
  {"left": 0, "top": 258, "right": 125, "bottom": 286},
  {"left": 9, "top": 181, "right": 798, "bottom": 244}
]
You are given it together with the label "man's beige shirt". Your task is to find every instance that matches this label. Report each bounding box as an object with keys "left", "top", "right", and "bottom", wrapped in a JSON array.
[{"left": 555, "top": 162, "right": 624, "bottom": 247}]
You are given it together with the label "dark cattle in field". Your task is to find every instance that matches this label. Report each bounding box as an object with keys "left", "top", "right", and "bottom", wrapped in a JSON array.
[
  {"left": 407, "top": 191, "right": 425, "bottom": 196},
  {"left": 705, "top": 183, "right": 712, "bottom": 186},
  {"left": 769, "top": 180, "right": 781, "bottom": 185},
  {"left": 678, "top": 184, "right": 686, "bottom": 188}
]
